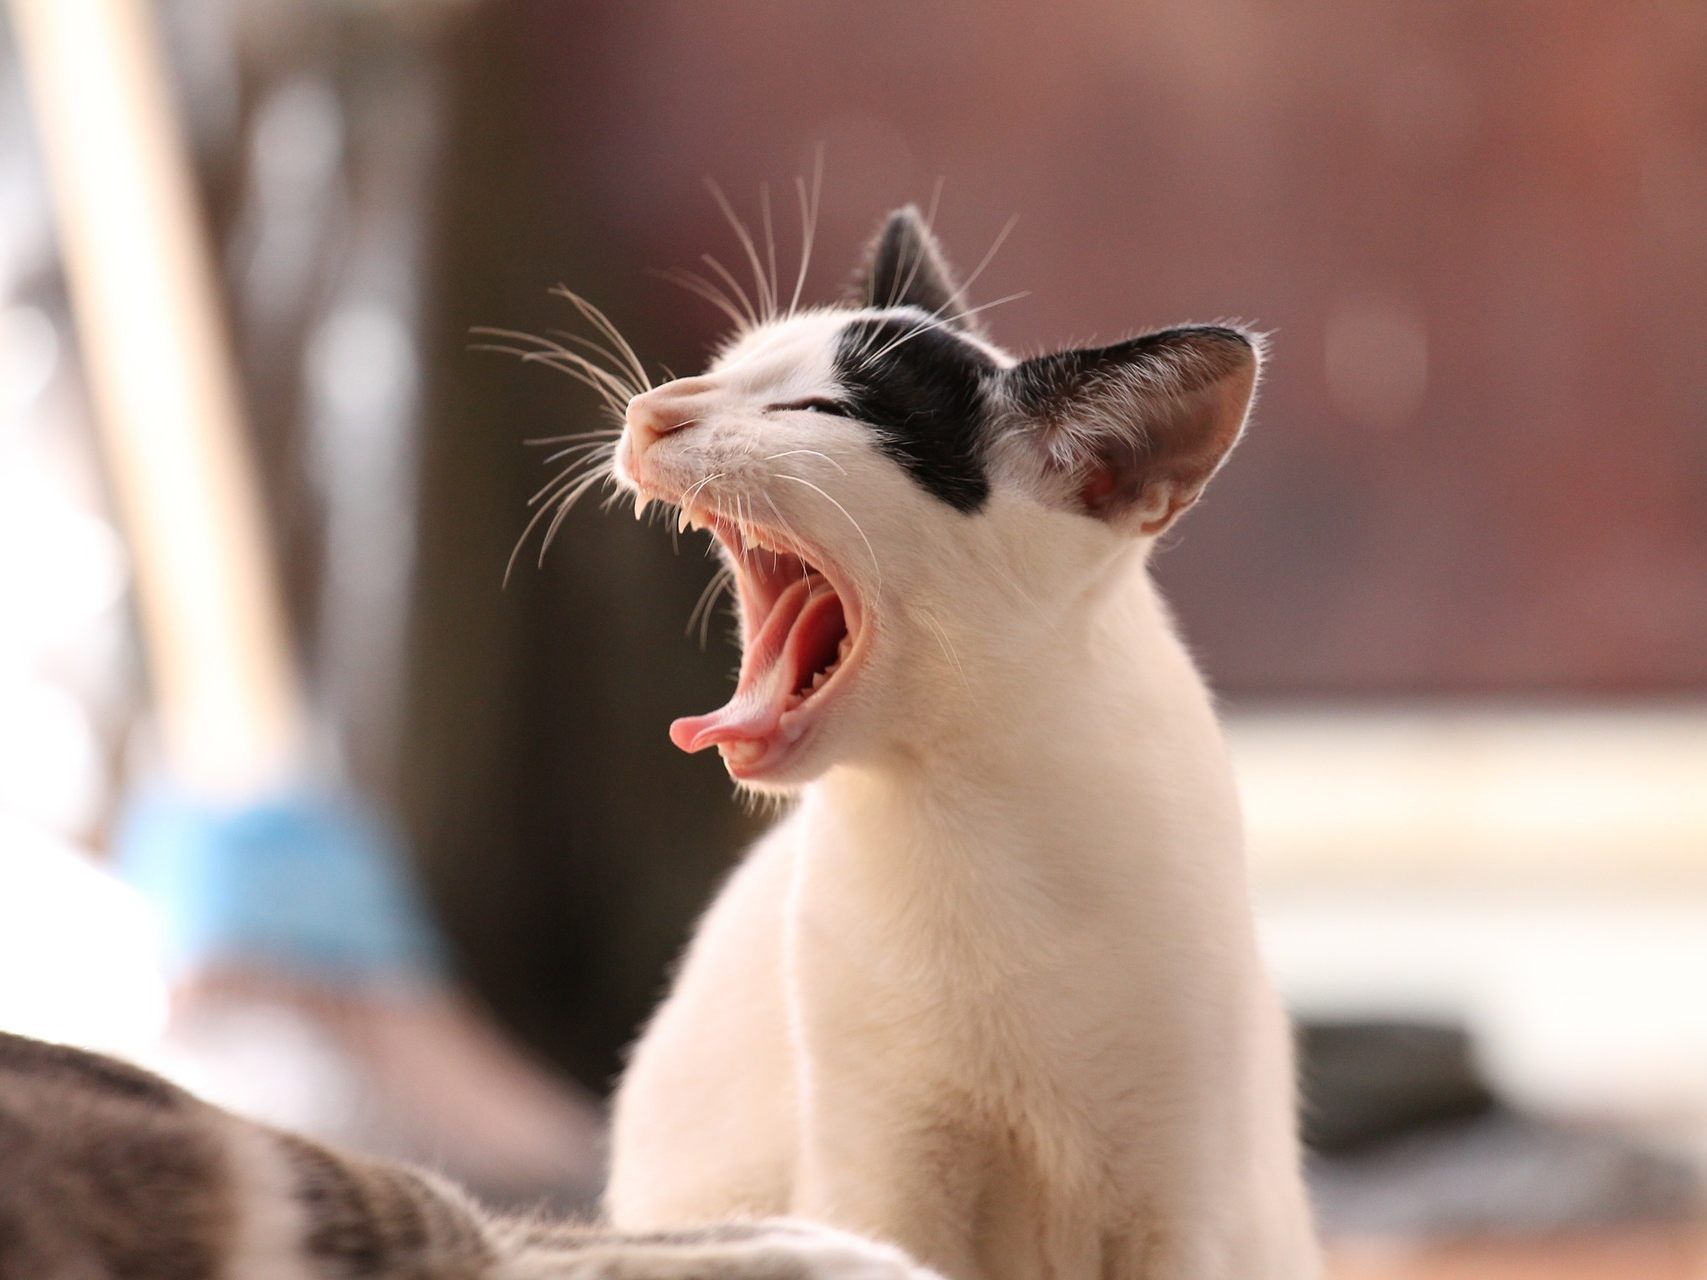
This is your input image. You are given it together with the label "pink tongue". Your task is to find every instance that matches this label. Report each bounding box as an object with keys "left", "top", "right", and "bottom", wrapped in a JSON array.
[{"left": 670, "top": 578, "right": 839, "bottom": 755}]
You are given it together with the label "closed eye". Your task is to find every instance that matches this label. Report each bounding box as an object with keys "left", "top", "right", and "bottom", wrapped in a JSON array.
[{"left": 766, "top": 397, "right": 847, "bottom": 416}]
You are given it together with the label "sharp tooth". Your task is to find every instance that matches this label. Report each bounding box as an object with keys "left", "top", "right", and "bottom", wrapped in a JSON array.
[
  {"left": 633, "top": 492, "right": 649, "bottom": 521},
  {"left": 677, "top": 507, "right": 692, "bottom": 535}
]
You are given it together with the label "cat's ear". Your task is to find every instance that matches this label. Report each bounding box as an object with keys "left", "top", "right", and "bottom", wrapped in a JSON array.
[
  {"left": 856, "top": 206, "right": 977, "bottom": 329},
  {"left": 996, "top": 325, "right": 1261, "bottom": 536}
]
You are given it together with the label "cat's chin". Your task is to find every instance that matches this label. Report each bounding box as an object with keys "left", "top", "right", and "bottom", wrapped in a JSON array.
[{"left": 656, "top": 504, "right": 869, "bottom": 785}]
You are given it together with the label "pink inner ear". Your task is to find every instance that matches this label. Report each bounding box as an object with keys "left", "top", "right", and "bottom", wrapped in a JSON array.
[{"left": 1080, "top": 467, "right": 1119, "bottom": 512}]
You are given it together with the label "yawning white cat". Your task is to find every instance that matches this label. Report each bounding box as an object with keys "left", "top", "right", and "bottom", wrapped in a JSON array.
[{"left": 604, "top": 206, "right": 1320, "bottom": 1280}]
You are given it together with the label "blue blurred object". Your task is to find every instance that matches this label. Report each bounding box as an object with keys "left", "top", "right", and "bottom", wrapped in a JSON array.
[{"left": 117, "top": 784, "right": 447, "bottom": 982}]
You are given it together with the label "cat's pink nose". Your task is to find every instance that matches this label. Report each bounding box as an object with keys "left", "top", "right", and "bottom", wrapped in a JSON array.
[{"left": 625, "top": 379, "right": 711, "bottom": 456}]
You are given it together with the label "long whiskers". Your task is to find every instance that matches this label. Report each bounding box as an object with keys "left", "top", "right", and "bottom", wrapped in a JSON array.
[
  {"left": 487, "top": 320, "right": 641, "bottom": 400},
  {"left": 526, "top": 441, "right": 616, "bottom": 507},
  {"left": 652, "top": 265, "right": 752, "bottom": 332},
  {"left": 705, "top": 176, "right": 778, "bottom": 322},
  {"left": 503, "top": 452, "right": 617, "bottom": 585},
  {"left": 700, "top": 253, "right": 762, "bottom": 330},
  {"left": 539, "top": 435, "right": 623, "bottom": 468},
  {"left": 477, "top": 285, "right": 658, "bottom": 582},
  {"left": 546, "top": 286, "right": 655, "bottom": 395},
  {"left": 470, "top": 328, "right": 639, "bottom": 421},
  {"left": 538, "top": 463, "right": 617, "bottom": 563}
]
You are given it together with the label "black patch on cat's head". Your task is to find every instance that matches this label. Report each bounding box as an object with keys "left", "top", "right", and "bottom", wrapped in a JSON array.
[{"left": 833, "top": 314, "right": 996, "bottom": 512}]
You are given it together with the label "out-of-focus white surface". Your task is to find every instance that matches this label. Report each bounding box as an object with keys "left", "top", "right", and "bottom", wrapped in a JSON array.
[
  {"left": 0, "top": 815, "right": 168, "bottom": 1055},
  {"left": 1234, "top": 706, "right": 1707, "bottom": 1144},
  {"left": 1231, "top": 706, "right": 1707, "bottom": 889}
]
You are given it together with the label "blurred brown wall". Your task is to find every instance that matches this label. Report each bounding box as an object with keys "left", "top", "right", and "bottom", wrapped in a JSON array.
[
  {"left": 402, "top": 0, "right": 1705, "bottom": 1085},
  {"left": 499, "top": 0, "right": 1706, "bottom": 696}
]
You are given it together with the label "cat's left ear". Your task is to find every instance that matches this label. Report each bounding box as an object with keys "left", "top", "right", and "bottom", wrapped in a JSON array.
[
  {"left": 856, "top": 206, "right": 979, "bottom": 331},
  {"left": 995, "top": 325, "right": 1261, "bottom": 536}
]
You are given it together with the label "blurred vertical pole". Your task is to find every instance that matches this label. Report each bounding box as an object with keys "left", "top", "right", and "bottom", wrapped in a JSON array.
[{"left": 7, "top": 0, "right": 300, "bottom": 798}]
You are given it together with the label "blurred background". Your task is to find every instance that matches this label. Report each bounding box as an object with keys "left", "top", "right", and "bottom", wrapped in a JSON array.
[{"left": 1, "top": 1, "right": 1703, "bottom": 1275}]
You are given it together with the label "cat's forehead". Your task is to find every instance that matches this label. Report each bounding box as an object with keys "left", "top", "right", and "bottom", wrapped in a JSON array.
[
  {"left": 708, "top": 308, "right": 851, "bottom": 389},
  {"left": 706, "top": 306, "right": 1006, "bottom": 392},
  {"left": 701, "top": 306, "right": 1003, "bottom": 512}
]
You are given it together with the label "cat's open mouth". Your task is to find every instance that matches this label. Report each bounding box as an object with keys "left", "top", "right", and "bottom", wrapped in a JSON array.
[{"left": 665, "top": 506, "right": 863, "bottom": 779}]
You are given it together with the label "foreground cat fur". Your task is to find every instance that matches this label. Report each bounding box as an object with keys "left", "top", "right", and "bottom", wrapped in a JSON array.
[
  {"left": 0, "top": 1030, "right": 936, "bottom": 1279},
  {"left": 606, "top": 209, "right": 1319, "bottom": 1279}
]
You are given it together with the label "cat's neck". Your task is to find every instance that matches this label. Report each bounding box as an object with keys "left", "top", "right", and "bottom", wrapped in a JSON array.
[{"left": 807, "top": 560, "right": 1244, "bottom": 878}]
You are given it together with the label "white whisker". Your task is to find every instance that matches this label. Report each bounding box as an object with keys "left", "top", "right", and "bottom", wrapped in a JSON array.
[
  {"left": 760, "top": 182, "right": 780, "bottom": 323},
  {"left": 526, "top": 428, "right": 624, "bottom": 448},
  {"left": 788, "top": 145, "right": 824, "bottom": 318},
  {"left": 953, "top": 213, "right": 1019, "bottom": 309},
  {"left": 918, "top": 608, "right": 970, "bottom": 691},
  {"left": 680, "top": 470, "right": 727, "bottom": 513},
  {"left": 763, "top": 448, "right": 847, "bottom": 476},
  {"left": 541, "top": 438, "right": 620, "bottom": 467},
  {"left": 755, "top": 492, "right": 813, "bottom": 593}
]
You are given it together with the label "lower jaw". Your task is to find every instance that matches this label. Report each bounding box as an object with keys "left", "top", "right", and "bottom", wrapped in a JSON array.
[
  {"left": 719, "top": 734, "right": 805, "bottom": 783},
  {"left": 715, "top": 684, "right": 846, "bottom": 782}
]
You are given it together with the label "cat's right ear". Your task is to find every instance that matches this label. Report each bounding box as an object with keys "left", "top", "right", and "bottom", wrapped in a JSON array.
[
  {"left": 854, "top": 206, "right": 976, "bottom": 328},
  {"left": 994, "top": 325, "right": 1261, "bottom": 536}
]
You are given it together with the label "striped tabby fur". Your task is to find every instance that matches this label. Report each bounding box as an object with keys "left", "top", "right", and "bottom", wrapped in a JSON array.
[{"left": 0, "top": 1031, "right": 934, "bottom": 1279}]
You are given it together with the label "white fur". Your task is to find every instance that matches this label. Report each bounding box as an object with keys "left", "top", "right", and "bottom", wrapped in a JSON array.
[
  {"left": 607, "top": 309, "right": 1320, "bottom": 1279},
  {"left": 501, "top": 1221, "right": 943, "bottom": 1280}
]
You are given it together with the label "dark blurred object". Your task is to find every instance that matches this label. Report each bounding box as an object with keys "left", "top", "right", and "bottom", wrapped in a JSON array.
[
  {"left": 1313, "top": 1108, "right": 1701, "bottom": 1239},
  {"left": 1302, "top": 1019, "right": 1701, "bottom": 1238},
  {"left": 1302, "top": 1020, "right": 1495, "bottom": 1153}
]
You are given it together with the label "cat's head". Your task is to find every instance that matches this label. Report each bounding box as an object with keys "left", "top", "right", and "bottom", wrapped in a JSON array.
[{"left": 616, "top": 207, "right": 1260, "bottom": 789}]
